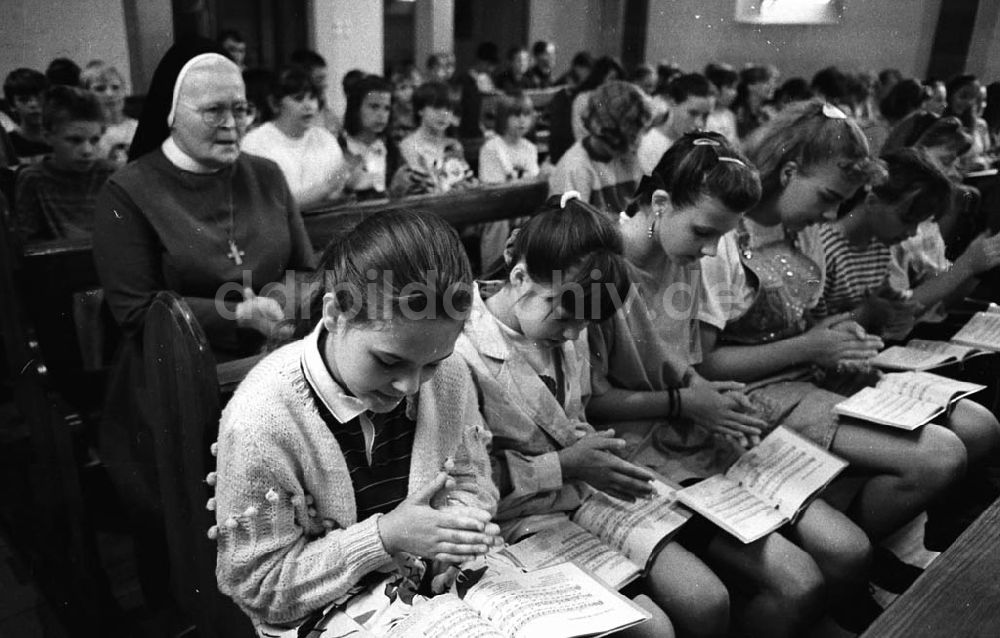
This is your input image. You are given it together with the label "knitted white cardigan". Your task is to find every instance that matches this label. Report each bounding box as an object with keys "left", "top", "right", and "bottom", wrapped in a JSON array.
[{"left": 213, "top": 338, "right": 497, "bottom": 627}]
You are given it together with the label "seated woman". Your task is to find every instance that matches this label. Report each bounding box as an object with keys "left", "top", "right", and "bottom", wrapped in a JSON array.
[
  {"left": 215, "top": 211, "right": 500, "bottom": 631},
  {"left": 390, "top": 81, "right": 476, "bottom": 197},
  {"left": 93, "top": 46, "right": 316, "bottom": 605},
  {"left": 241, "top": 66, "right": 348, "bottom": 210},
  {"left": 339, "top": 74, "right": 399, "bottom": 200}
]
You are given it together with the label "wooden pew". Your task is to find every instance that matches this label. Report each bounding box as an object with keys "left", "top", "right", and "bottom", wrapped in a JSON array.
[
  {"left": 0, "top": 178, "right": 548, "bottom": 631},
  {"left": 143, "top": 291, "right": 254, "bottom": 638},
  {"left": 862, "top": 498, "right": 1000, "bottom": 637},
  {"left": 8, "top": 179, "right": 548, "bottom": 410},
  {"left": 0, "top": 216, "right": 118, "bottom": 633},
  {"left": 301, "top": 177, "right": 549, "bottom": 240}
]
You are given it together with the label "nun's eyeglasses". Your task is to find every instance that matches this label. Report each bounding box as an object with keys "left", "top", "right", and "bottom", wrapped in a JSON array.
[{"left": 181, "top": 101, "right": 254, "bottom": 127}]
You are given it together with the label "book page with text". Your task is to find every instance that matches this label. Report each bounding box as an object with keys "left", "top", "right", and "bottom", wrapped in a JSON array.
[
  {"left": 870, "top": 345, "right": 954, "bottom": 371},
  {"left": 951, "top": 312, "right": 1000, "bottom": 351},
  {"left": 834, "top": 386, "right": 942, "bottom": 430},
  {"left": 572, "top": 479, "right": 691, "bottom": 567},
  {"left": 878, "top": 371, "right": 985, "bottom": 407},
  {"left": 503, "top": 519, "right": 640, "bottom": 590},
  {"left": 676, "top": 474, "right": 786, "bottom": 544},
  {"left": 908, "top": 339, "right": 980, "bottom": 360},
  {"left": 384, "top": 594, "right": 506, "bottom": 638},
  {"left": 724, "top": 427, "right": 846, "bottom": 520},
  {"left": 464, "top": 562, "right": 649, "bottom": 638}
]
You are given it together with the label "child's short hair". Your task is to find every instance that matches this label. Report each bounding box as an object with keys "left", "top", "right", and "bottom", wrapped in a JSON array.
[
  {"left": 426, "top": 53, "right": 454, "bottom": 73},
  {"left": 665, "top": 73, "right": 716, "bottom": 103},
  {"left": 303, "top": 210, "right": 472, "bottom": 331},
  {"left": 42, "top": 85, "right": 104, "bottom": 131},
  {"left": 503, "top": 194, "right": 631, "bottom": 322},
  {"left": 739, "top": 65, "right": 775, "bottom": 88},
  {"left": 289, "top": 48, "right": 327, "bottom": 71},
  {"left": 4, "top": 68, "right": 48, "bottom": 104},
  {"left": 704, "top": 63, "right": 738, "bottom": 91},
  {"left": 270, "top": 66, "right": 321, "bottom": 104},
  {"left": 390, "top": 66, "right": 421, "bottom": 89},
  {"left": 913, "top": 115, "right": 974, "bottom": 157},
  {"left": 570, "top": 51, "right": 594, "bottom": 70},
  {"left": 342, "top": 69, "right": 366, "bottom": 97},
  {"left": 810, "top": 66, "right": 852, "bottom": 106},
  {"left": 773, "top": 78, "right": 813, "bottom": 107},
  {"left": 46, "top": 58, "right": 81, "bottom": 87},
  {"left": 873, "top": 147, "right": 952, "bottom": 222},
  {"left": 630, "top": 64, "right": 656, "bottom": 85},
  {"left": 494, "top": 93, "right": 534, "bottom": 135},
  {"left": 945, "top": 74, "right": 979, "bottom": 103},
  {"left": 744, "top": 99, "right": 880, "bottom": 203},
  {"left": 80, "top": 61, "right": 125, "bottom": 93},
  {"left": 218, "top": 29, "right": 244, "bottom": 44},
  {"left": 412, "top": 81, "right": 458, "bottom": 117},
  {"left": 582, "top": 80, "right": 651, "bottom": 153},
  {"left": 532, "top": 41, "right": 553, "bottom": 57},
  {"left": 879, "top": 79, "right": 927, "bottom": 122},
  {"left": 630, "top": 131, "right": 761, "bottom": 215},
  {"left": 343, "top": 74, "right": 393, "bottom": 136}
]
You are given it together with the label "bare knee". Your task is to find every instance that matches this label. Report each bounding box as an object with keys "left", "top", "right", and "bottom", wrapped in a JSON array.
[
  {"left": 647, "top": 545, "right": 730, "bottom": 637},
  {"left": 627, "top": 595, "right": 676, "bottom": 638},
  {"left": 906, "top": 426, "right": 967, "bottom": 493},
  {"left": 768, "top": 557, "right": 827, "bottom": 624},
  {"left": 675, "top": 580, "right": 730, "bottom": 634},
  {"left": 813, "top": 527, "right": 872, "bottom": 582}
]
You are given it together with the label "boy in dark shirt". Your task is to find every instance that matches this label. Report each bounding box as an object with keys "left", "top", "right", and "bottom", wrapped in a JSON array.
[
  {"left": 14, "top": 85, "right": 113, "bottom": 241},
  {"left": 4, "top": 68, "right": 52, "bottom": 164}
]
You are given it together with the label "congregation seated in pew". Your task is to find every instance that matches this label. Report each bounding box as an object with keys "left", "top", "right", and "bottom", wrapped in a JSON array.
[{"left": 8, "top": 11, "right": 1000, "bottom": 638}]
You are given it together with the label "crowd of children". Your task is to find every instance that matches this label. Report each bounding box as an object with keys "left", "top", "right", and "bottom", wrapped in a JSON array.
[{"left": 5, "top": 26, "right": 1000, "bottom": 638}]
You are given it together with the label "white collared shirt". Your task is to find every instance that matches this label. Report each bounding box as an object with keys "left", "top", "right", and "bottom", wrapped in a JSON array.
[{"left": 301, "top": 323, "right": 391, "bottom": 464}]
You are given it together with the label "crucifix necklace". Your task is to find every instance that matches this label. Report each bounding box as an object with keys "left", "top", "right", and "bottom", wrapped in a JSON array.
[{"left": 225, "top": 173, "right": 245, "bottom": 265}]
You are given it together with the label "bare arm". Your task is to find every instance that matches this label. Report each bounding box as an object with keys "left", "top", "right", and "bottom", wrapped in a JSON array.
[
  {"left": 696, "top": 314, "right": 882, "bottom": 382},
  {"left": 696, "top": 322, "right": 818, "bottom": 382},
  {"left": 909, "top": 233, "right": 1000, "bottom": 310}
]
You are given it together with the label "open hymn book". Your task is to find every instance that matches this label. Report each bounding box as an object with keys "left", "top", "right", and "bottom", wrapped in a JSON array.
[
  {"left": 307, "top": 559, "right": 649, "bottom": 638},
  {"left": 870, "top": 339, "right": 990, "bottom": 371},
  {"left": 502, "top": 479, "right": 692, "bottom": 589},
  {"left": 872, "top": 307, "right": 1000, "bottom": 371},
  {"left": 949, "top": 311, "right": 1000, "bottom": 351},
  {"left": 675, "top": 427, "right": 847, "bottom": 544},
  {"left": 834, "top": 371, "right": 985, "bottom": 430}
]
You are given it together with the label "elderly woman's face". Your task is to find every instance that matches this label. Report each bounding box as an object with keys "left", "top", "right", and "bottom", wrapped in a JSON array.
[{"left": 173, "top": 64, "right": 248, "bottom": 168}]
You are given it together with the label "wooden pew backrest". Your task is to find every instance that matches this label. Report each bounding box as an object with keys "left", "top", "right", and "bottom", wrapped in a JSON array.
[{"left": 142, "top": 291, "right": 254, "bottom": 638}]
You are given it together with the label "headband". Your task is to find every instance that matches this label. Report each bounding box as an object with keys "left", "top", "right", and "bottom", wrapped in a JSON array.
[
  {"left": 166, "top": 52, "right": 238, "bottom": 127},
  {"left": 692, "top": 136, "right": 748, "bottom": 167}
]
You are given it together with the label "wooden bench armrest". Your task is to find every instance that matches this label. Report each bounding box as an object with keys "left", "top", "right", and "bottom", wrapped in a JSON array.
[{"left": 216, "top": 354, "right": 264, "bottom": 394}]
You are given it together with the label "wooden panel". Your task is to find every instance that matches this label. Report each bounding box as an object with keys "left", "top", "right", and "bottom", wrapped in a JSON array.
[
  {"left": 862, "top": 497, "right": 1000, "bottom": 638},
  {"left": 301, "top": 178, "right": 549, "bottom": 249}
]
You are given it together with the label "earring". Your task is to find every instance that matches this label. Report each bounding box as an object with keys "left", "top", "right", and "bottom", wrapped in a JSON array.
[{"left": 647, "top": 209, "right": 661, "bottom": 239}]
